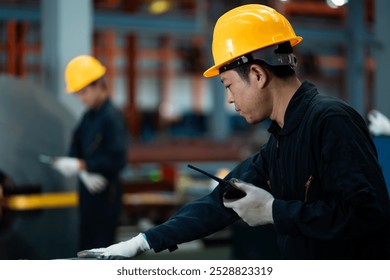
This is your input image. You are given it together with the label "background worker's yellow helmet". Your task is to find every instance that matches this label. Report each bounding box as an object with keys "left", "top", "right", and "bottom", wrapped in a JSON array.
[
  {"left": 64, "top": 55, "right": 106, "bottom": 93},
  {"left": 203, "top": 4, "right": 303, "bottom": 78}
]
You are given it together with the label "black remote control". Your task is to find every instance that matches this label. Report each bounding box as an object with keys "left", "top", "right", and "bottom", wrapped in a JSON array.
[{"left": 187, "top": 164, "right": 246, "bottom": 200}]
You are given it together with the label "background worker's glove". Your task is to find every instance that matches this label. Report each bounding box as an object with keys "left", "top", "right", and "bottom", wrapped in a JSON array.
[
  {"left": 52, "top": 157, "right": 81, "bottom": 177},
  {"left": 79, "top": 171, "right": 107, "bottom": 194},
  {"left": 77, "top": 233, "right": 150, "bottom": 259},
  {"left": 367, "top": 110, "right": 390, "bottom": 136},
  {"left": 223, "top": 181, "right": 274, "bottom": 227}
]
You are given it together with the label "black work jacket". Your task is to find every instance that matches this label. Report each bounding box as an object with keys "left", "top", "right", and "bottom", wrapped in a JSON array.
[
  {"left": 144, "top": 81, "right": 390, "bottom": 259},
  {"left": 69, "top": 99, "right": 128, "bottom": 180},
  {"left": 69, "top": 99, "right": 128, "bottom": 211}
]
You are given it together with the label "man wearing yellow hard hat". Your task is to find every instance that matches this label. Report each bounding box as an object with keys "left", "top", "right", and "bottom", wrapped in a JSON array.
[
  {"left": 78, "top": 4, "right": 390, "bottom": 259},
  {"left": 52, "top": 55, "right": 129, "bottom": 251}
]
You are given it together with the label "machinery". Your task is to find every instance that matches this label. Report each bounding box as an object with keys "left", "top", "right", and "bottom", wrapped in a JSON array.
[{"left": 0, "top": 75, "right": 78, "bottom": 259}]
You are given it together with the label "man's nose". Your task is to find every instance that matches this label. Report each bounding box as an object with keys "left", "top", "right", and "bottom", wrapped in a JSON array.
[{"left": 226, "top": 91, "right": 234, "bottom": 104}]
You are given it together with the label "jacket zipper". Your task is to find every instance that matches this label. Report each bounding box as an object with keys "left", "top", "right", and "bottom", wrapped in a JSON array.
[
  {"left": 276, "top": 138, "right": 285, "bottom": 196},
  {"left": 86, "top": 133, "right": 103, "bottom": 156},
  {"left": 304, "top": 175, "right": 314, "bottom": 202}
]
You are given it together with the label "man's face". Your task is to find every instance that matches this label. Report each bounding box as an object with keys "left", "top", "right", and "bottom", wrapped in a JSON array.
[
  {"left": 220, "top": 69, "right": 271, "bottom": 124},
  {"left": 75, "top": 84, "right": 102, "bottom": 109}
]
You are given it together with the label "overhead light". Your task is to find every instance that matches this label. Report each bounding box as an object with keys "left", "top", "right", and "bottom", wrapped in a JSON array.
[
  {"left": 149, "top": 0, "right": 172, "bottom": 15},
  {"left": 326, "top": 0, "right": 348, "bottom": 8}
]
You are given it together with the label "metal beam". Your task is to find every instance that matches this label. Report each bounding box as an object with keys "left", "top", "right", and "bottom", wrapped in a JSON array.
[
  {"left": 0, "top": 5, "right": 375, "bottom": 42},
  {"left": 373, "top": 0, "right": 390, "bottom": 117},
  {"left": 0, "top": 5, "right": 39, "bottom": 21},
  {"left": 294, "top": 25, "right": 374, "bottom": 45},
  {"left": 0, "top": 5, "right": 201, "bottom": 34},
  {"left": 94, "top": 12, "right": 200, "bottom": 34},
  {"left": 345, "top": 0, "right": 366, "bottom": 115}
]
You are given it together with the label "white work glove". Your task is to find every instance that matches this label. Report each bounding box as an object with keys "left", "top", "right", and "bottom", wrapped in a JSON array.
[
  {"left": 367, "top": 110, "right": 390, "bottom": 136},
  {"left": 79, "top": 171, "right": 107, "bottom": 194},
  {"left": 223, "top": 181, "right": 274, "bottom": 227},
  {"left": 52, "top": 157, "right": 81, "bottom": 177},
  {"left": 77, "top": 233, "right": 150, "bottom": 259}
]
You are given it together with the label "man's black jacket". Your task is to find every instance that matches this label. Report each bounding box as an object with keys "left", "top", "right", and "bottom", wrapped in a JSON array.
[{"left": 144, "top": 81, "right": 390, "bottom": 259}]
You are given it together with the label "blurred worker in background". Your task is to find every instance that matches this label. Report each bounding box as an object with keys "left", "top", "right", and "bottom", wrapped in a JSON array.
[
  {"left": 52, "top": 55, "right": 128, "bottom": 250},
  {"left": 78, "top": 4, "right": 390, "bottom": 259}
]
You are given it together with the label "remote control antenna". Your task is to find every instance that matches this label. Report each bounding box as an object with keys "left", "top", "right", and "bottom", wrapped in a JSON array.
[{"left": 187, "top": 164, "right": 225, "bottom": 184}]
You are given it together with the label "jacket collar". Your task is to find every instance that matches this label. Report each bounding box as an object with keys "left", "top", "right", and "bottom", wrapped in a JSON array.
[{"left": 268, "top": 80, "right": 318, "bottom": 137}]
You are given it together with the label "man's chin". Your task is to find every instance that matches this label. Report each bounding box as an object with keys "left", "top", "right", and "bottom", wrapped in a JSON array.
[
  {"left": 245, "top": 116, "right": 263, "bottom": 125},
  {"left": 244, "top": 117, "right": 255, "bottom": 125}
]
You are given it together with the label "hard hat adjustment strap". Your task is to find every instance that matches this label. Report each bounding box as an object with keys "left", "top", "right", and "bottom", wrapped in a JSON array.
[
  {"left": 219, "top": 46, "right": 297, "bottom": 74},
  {"left": 272, "top": 53, "right": 297, "bottom": 67},
  {"left": 219, "top": 56, "right": 250, "bottom": 74}
]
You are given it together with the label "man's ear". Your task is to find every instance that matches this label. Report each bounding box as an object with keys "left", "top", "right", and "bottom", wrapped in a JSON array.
[{"left": 250, "top": 64, "right": 268, "bottom": 88}]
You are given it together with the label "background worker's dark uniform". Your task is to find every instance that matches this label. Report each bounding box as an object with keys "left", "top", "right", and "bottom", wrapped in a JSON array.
[
  {"left": 144, "top": 81, "right": 390, "bottom": 259},
  {"left": 69, "top": 99, "right": 128, "bottom": 250}
]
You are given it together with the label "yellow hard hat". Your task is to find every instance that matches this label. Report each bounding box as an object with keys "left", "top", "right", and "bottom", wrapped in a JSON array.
[
  {"left": 203, "top": 4, "right": 302, "bottom": 78},
  {"left": 64, "top": 55, "right": 106, "bottom": 93}
]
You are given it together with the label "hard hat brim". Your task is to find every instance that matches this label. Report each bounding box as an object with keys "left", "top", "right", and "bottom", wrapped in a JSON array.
[{"left": 203, "top": 66, "right": 219, "bottom": 78}]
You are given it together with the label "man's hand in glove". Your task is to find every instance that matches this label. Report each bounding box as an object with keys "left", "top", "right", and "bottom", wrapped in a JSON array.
[
  {"left": 223, "top": 181, "right": 274, "bottom": 227},
  {"left": 367, "top": 110, "right": 390, "bottom": 136},
  {"left": 77, "top": 233, "right": 150, "bottom": 259},
  {"left": 52, "top": 157, "right": 82, "bottom": 177},
  {"left": 79, "top": 171, "right": 107, "bottom": 194}
]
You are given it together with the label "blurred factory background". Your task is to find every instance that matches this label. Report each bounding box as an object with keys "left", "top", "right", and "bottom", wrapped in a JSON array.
[{"left": 0, "top": 0, "right": 389, "bottom": 259}]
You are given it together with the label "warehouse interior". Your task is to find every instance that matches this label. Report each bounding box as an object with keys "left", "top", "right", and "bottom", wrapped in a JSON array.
[{"left": 0, "top": 0, "right": 390, "bottom": 259}]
